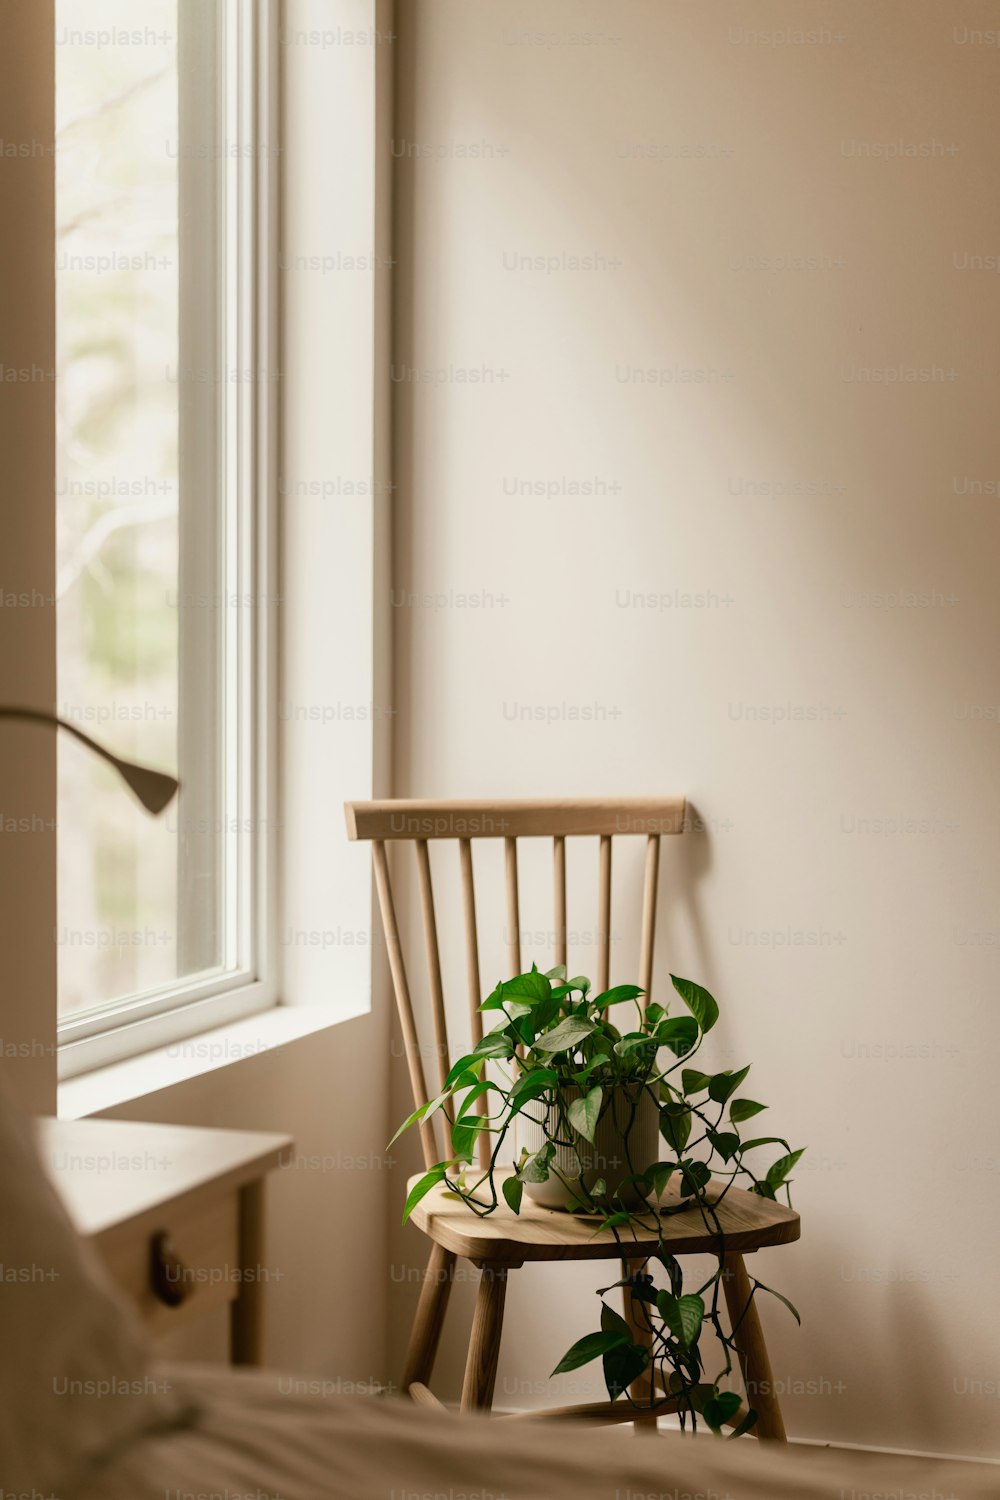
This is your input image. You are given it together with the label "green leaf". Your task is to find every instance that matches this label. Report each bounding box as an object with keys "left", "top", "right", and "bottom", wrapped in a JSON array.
[
  {"left": 520, "top": 1141, "right": 556, "bottom": 1183},
  {"left": 502, "top": 1175, "right": 523, "bottom": 1214},
  {"left": 534, "top": 1016, "right": 596, "bottom": 1054},
  {"left": 708, "top": 1065, "right": 750, "bottom": 1105},
  {"left": 651, "top": 1016, "right": 700, "bottom": 1057},
  {"left": 592, "top": 984, "right": 645, "bottom": 1010},
  {"left": 601, "top": 1303, "right": 633, "bottom": 1341},
  {"left": 455, "top": 1078, "right": 495, "bottom": 1113},
  {"left": 567, "top": 1085, "right": 603, "bottom": 1143},
  {"left": 645, "top": 1002, "right": 665, "bottom": 1026},
  {"left": 614, "top": 1035, "right": 658, "bottom": 1068},
  {"left": 681, "top": 1068, "right": 712, "bottom": 1094},
  {"left": 738, "top": 1136, "right": 792, "bottom": 1154},
  {"left": 656, "top": 1292, "right": 705, "bottom": 1348},
  {"left": 603, "top": 1341, "right": 648, "bottom": 1400},
  {"left": 730, "top": 1098, "right": 767, "bottom": 1124},
  {"left": 670, "top": 974, "right": 720, "bottom": 1033},
  {"left": 594, "top": 1211, "right": 631, "bottom": 1235},
  {"left": 703, "top": 1390, "right": 743, "bottom": 1434},
  {"left": 729, "top": 1407, "right": 759, "bottom": 1439},
  {"left": 679, "top": 1160, "right": 711, "bottom": 1197},
  {"left": 766, "top": 1149, "right": 806, "bottom": 1189},
  {"left": 386, "top": 1101, "right": 431, "bottom": 1150},
  {"left": 479, "top": 980, "right": 507, "bottom": 1011},
  {"left": 503, "top": 969, "right": 552, "bottom": 1004},
  {"left": 402, "top": 1166, "right": 447, "bottom": 1224},
  {"left": 656, "top": 1251, "right": 683, "bottom": 1297},
  {"left": 707, "top": 1130, "right": 740, "bottom": 1163},
  {"left": 443, "top": 1052, "right": 483, "bottom": 1089},
  {"left": 659, "top": 1103, "right": 692, "bottom": 1153},
  {"left": 508, "top": 1069, "right": 558, "bottom": 1110},
  {"left": 474, "top": 1031, "right": 515, "bottom": 1060},
  {"left": 647, "top": 1161, "right": 676, "bottom": 1199},
  {"left": 754, "top": 1278, "right": 802, "bottom": 1325},
  {"left": 387, "top": 1084, "right": 456, "bottom": 1149},
  {"left": 450, "top": 1113, "right": 490, "bottom": 1160},
  {"left": 551, "top": 1330, "right": 627, "bottom": 1375},
  {"left": 567, "top": 975, "right": 591, "bottom": 994},
  {"left": 544, "top": 964, "right": 567, "bottom": 980}
]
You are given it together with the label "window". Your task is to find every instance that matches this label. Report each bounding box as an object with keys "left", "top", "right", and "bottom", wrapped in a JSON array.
[{"left": 55, "top": 0, "right": 278, "bottom": 1074}]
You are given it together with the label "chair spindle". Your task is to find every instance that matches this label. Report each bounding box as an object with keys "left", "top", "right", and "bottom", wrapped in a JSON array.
[
  {"left": 415, "top": 840, "right": 450, "bottom": 1097},
  {"left": 371, "top": 840, "right": 438, "bottom": 1170},
  {"left": 553, "top": 835, "right": 567, "bottom": 972},
  {"left": 638, "top": 833, "right": 661, "bottom": 1001},
  {"left": 597, "top": 834, "right": 612, "bottom": 993},
  {"left": 505, "top": 836, "right": 522, "bottom": 975},
  {"left": 459, "top": 837, "right": 490, "bottom": 1170}
]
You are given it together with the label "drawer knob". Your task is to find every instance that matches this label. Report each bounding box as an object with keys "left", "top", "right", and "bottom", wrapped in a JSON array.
[{"left": 150, "top": 1231, "right": 192, "bottom": 1308}]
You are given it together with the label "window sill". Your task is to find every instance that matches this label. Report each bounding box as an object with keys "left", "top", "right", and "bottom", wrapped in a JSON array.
[{"left": 57, "top": 1001, "right": 368, "bottom": 1120}]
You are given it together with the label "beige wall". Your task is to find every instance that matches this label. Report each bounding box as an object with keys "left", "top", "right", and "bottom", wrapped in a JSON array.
[
  {"left": 0, "top": 0, "right": 57, "bottom": 1115},
  {"left": 389, "top": 0, "right": 1000, "bottom": 1459}
]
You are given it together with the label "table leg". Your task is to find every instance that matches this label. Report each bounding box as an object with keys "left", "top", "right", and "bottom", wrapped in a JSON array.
[{"left": 231, "top": 1179, "right": 265, "bottom": 1365}]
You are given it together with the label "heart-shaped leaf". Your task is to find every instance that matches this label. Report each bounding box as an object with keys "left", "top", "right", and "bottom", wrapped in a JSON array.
[
  {"left": 657, "top": 1291, "right": 705, "bottom": 1348},
  {"left": 670, "top": 974, "right": 720, "bottom": 1033},
  {"left": 592, "top": 984, "right": 645, "bottom": 1010},
  {"left": 703, "top": 1390, "right": 743, "bottom": 1433},
  {"left": 402, "top": 1165, "right": 447, "bottom": 1224},
  {"left": 508, "top": 1069, "right": 558, "bottom": 1109},
  {"left": 708, "top": 1065, "right": 750, "bottom": 1104},
  {"left": 730, "top": 1098, "right": 767, "bottom": 1124},
  {"left": 551, "top": 1329, "right": 628, "bottom": 1375},
  {"left": 520, "top": 1141, "right": 555, "bottom": 1183},
  {"left": 651, "top": 1016, "right": 700, "bottom": 1057},
  {"left": 766, "top": 1148, "right": 806, "bottom": 1188},
  {"left": 534, "top": 1016, "right": 596, "bottom": 1054},
  {"left": 480, "top": 981, "right": 507, "bottom": 1011},
  {"left": 502, "top": 1175, "right": 523, "bottom": 1214},
  {"left": 603, "top": 1340, "right": 648, "bottom": 1400},
  {"left": 659, "top": 1103, "right": 692, "bottom": 1153},
  {"left": 707, "top": 1130, "right": 740, "bottom": 1163},
  {"left": 503, "top": 969, "right": 552, "bottom": 1003},
  {"left": 474, "top": 1031, "right": 515, "bottom": 1061},
  {"left": 679, "top": 1160, "right": 711, "bottom": 1197},
  {"left": 567, "top": 1085, "right": 603, "bottom": 1143}
]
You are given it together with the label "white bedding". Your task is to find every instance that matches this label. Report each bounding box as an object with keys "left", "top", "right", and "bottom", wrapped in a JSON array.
[{"left": 68, "top": 1365, "right": 998, "bottom": 1500}]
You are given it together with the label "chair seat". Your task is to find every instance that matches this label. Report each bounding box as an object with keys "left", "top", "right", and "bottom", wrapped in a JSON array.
[{"left": 408, "top": 1169, "right": 800, "bottom": 1264}]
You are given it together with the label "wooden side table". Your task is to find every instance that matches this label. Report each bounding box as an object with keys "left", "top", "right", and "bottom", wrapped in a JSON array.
[{"left": 39, "top": 1117, "right": 291, "bottom": 1364}]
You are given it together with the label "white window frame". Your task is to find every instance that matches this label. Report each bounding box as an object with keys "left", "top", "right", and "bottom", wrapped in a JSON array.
[{"left": 57, "top": 0, "right": 280, "bottom": 1079}]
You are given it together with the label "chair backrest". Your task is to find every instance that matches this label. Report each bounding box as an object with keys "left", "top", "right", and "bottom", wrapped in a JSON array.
[{"left": 345, "top": 797, "right": 686, "bottom": 1171}]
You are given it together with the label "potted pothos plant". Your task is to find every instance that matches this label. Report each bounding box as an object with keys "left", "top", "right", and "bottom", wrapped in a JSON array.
[{"left": 393, "top": 966, "right": 804, "bottom": 1435}]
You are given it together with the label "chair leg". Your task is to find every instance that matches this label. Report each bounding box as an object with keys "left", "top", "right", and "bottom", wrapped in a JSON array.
[
  {"left": 722, "top": 1252, "right": 787, "bottom": 1443},
  {"left": 622, "top": 1258, "right": 657, "bottom": 1433},
  {"left": 460, "top": 1263, "right": 511, "bottom": 1413},
  {"left": 403, "top": 1243, "right": 457, "bottom": 1393}
]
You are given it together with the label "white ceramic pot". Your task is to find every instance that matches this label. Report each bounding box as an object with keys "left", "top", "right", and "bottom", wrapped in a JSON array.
[{"left": 517, "top": 1082, "right": 660, "bottom": 1211}]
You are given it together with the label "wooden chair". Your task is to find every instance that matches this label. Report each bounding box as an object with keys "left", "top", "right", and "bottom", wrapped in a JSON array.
[{"left": 345, "top": 797, "right": 799, "bottom": 1437}]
